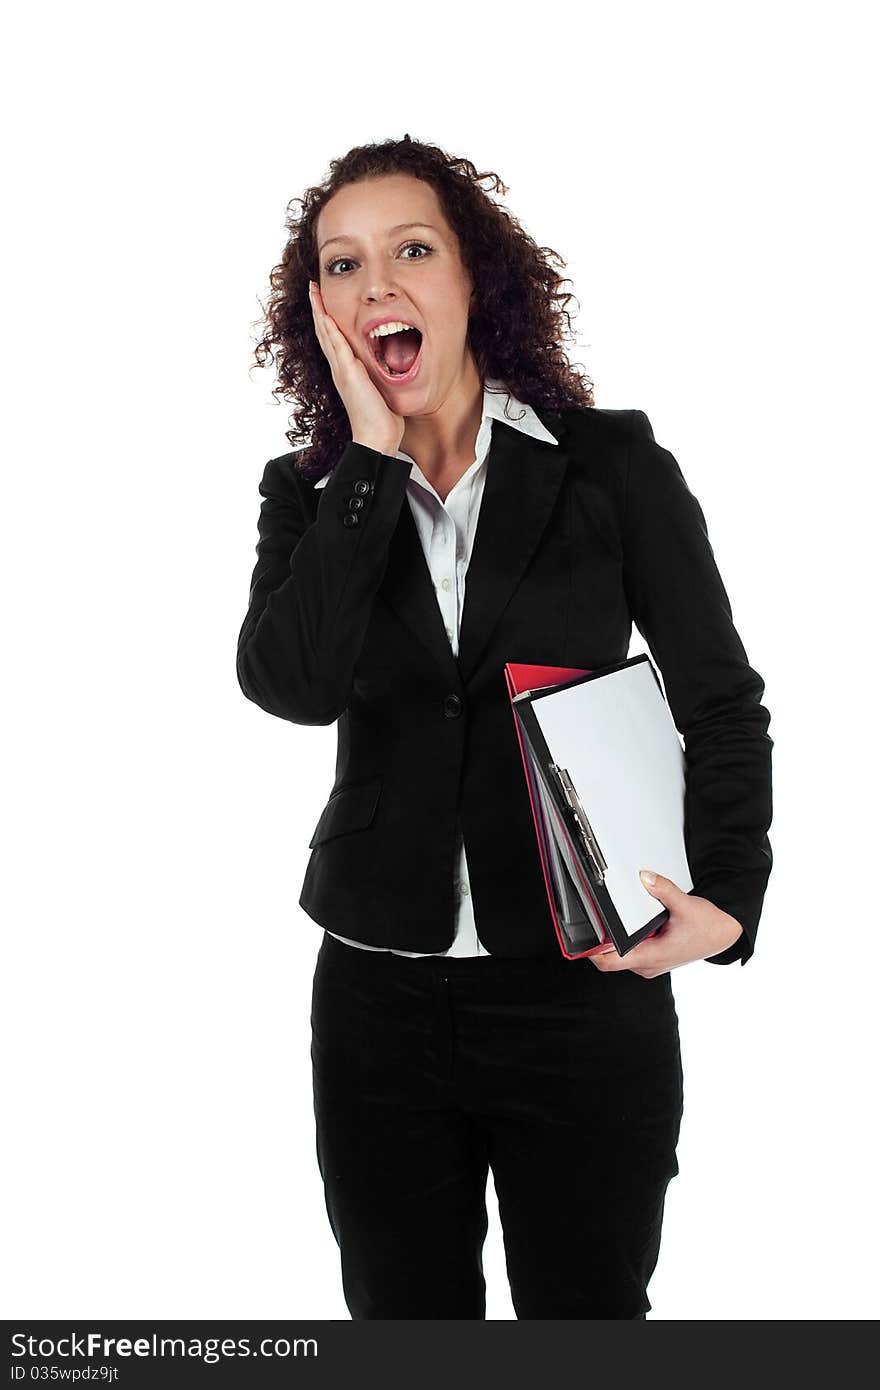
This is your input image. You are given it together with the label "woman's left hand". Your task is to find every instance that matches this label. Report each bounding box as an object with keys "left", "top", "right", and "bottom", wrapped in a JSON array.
[{"left": 589, "top": 870, "right": 744, "bottom": 977}]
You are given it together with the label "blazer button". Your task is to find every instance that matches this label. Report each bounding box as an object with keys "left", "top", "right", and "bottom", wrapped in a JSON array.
[
  {"left": 348, "top": 496, "right": 365, "bottom": 511},
  {"left": 343, "top": 512, "right": 359, "bottom": 527},
  {"left": 443, "top": 693, "right": 463, "bottom": 718},
  {"left": 354, "top": 479, "right": 373, "bottom": 496}
]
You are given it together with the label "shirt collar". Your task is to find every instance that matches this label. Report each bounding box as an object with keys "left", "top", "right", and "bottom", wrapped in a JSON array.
[{"left": 312, "top": 376, "right": 557, "bottom": 488}]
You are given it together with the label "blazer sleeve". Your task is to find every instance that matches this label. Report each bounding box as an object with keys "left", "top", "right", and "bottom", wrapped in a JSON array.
[
  {"left": 236, "top": 441, "right": 412, "bottom": 725},
  {"left": 621, "top": 410, "right": 774, "bottom": 966}
]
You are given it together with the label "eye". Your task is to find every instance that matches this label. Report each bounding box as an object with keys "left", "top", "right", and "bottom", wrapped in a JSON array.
[
  {"left": 324, "top": 240, "right": 435, "bottom": 276},
  {"left": 399, "top": 239, "right": 432, "bottom": 260}
]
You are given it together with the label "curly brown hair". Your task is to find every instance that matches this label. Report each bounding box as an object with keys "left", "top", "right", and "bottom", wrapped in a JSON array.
[{"left": 250, "top": 134, "right": 595, "bottom": 479}]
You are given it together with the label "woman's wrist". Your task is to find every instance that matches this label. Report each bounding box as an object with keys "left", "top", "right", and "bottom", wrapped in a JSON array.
[{"left": 351, "top": 437, "right": 401, "bottom": 456}]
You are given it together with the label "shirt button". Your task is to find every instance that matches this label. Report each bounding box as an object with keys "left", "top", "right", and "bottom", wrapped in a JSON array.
[
  {"left": 441, "top": 577, "right": 451, "bottom": 591},
  {"left": 461, "top": 884, "right": 470, "bottom": 897}
]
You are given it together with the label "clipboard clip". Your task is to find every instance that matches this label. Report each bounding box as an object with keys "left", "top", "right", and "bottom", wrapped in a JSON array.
[{"left": 550, "top": 764, "right": 608, "bottom": 885}]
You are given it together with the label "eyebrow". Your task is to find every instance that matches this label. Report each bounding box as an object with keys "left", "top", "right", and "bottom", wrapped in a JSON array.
[{"left": 318, "top": 221, "right": 440, "bottom": 254}]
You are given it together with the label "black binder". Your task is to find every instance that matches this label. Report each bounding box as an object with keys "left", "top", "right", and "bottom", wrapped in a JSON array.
[{"left": 505, "top": 654, "right": 694, "bottom": 959}]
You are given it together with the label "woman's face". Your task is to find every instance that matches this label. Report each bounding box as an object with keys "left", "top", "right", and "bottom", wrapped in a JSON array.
[{"left": 315, "top": 173, "right": 476, "bottom": 411}]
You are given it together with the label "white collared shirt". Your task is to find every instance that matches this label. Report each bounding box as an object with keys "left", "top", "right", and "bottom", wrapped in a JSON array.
[{"left": 313, "top": 377, "right": 558, "bottom": 956}]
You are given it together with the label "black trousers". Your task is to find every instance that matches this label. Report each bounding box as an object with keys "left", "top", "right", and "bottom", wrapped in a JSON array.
[{"left": 310, "top": 930, "right": 684, "bottom": 1319}]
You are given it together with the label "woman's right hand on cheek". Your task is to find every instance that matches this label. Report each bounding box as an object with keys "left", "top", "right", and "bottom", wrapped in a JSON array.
[{"left": 309, "top": 281, "right": 406, "bottom": 456}]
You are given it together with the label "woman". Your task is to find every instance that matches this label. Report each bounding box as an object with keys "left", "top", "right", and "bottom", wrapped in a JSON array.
[{"left": 237, "top": 135, "right": 773, "bottom": 1319}]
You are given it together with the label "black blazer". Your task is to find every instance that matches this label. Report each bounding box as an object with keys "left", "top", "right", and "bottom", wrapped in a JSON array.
[{"left": 236, "top": 405, "right": 773, "bottom": 965}]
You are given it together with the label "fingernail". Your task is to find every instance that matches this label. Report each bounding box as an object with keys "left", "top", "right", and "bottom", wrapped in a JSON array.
[{"left": 640, "top": 869, "right": 656, "bottom": 885}]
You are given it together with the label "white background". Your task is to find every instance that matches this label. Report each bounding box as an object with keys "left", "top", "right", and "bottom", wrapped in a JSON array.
[{"left": 3, "top": 0, "right": 877, "bottom": 1320}]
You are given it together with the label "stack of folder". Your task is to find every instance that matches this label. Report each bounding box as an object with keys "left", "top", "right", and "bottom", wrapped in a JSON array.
[{"left": 504, "top": 655, "right": 694, "bottom": 959}]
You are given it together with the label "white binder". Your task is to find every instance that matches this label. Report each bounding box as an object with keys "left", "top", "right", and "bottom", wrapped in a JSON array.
[{"left": 505, "top": 654, "right": 693, "bottom": 958}]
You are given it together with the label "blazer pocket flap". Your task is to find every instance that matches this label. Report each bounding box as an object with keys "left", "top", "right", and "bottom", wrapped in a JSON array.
[{"left": 308, "top": 775, "right": 383, "bottom": 847}]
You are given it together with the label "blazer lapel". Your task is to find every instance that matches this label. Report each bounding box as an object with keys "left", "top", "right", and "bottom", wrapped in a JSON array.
[{"left": 379, "top": 405, "right": 571, "bottom": 688}]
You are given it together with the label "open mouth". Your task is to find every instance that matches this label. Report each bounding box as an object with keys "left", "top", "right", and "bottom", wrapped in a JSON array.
[{"left": 368, "top": 326, "right": 423, "bottom": 384}]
